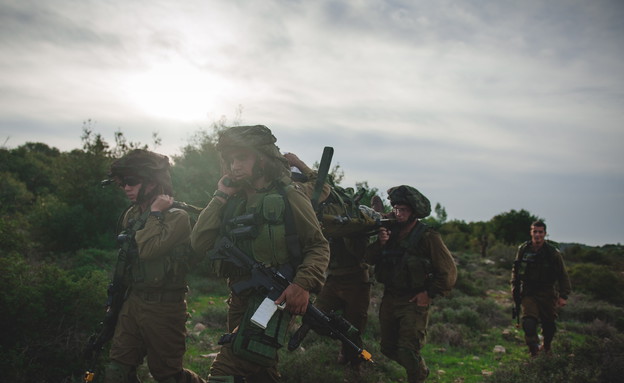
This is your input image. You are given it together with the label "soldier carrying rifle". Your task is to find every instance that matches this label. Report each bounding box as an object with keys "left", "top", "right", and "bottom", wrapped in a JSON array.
[
  {"left": 85, "top": 149, "right": 205, "bottom": 383},
  {"left": 511, "top": 220, "right": 571, "bottom": 357},
  {"left": 190, "top": 125, "right": 331, "bottom": 382}
]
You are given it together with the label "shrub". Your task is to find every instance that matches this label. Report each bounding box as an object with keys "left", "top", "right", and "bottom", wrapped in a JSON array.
[
  {"left": 487, "top": 333, "right": 624, "bottom": 383},
  {"left": 0, "top": 253, "right": 108, "bottom": 383},
  {"left": 569, "top": 264, "right": 624, "bottom": 305},
  {"left": 563, "top": 294, "right": 624, "bottom": 331}
]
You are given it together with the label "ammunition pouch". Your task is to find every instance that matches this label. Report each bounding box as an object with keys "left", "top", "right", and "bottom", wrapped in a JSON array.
[
  {"left": 221, "top": 293, "right": 291, "bottom": 367},
  {"left": 375, "top": 249, "right": 432, "bottom": 292},
  {"left": 132, "top": 242, "right": 191, "bottom": 289}
]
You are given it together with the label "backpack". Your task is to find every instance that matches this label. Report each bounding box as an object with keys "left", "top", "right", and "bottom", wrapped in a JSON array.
[{"left": 317, "top": 177, "right": 378, "bottom": 238}]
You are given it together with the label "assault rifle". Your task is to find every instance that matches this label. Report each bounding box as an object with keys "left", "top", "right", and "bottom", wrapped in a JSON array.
[
  {"left": 209, "top": 237, "right": 374, "bottom": 363},
  {"left": 511, "top": 259, "right": 522, "bottom": 328},
  {"left": 82, "top": 225, "right": 140, "bottom": 382},
  {"left": 82, "top": 206, "right": 155, "bottom": 382}
]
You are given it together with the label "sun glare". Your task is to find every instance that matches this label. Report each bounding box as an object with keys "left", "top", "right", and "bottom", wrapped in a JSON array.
[{"left": 124, "top": 60, "right": 225, "bottom": 121}]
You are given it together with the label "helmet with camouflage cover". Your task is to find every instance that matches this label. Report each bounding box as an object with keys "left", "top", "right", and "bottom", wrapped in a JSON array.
[
  {"left": 387, "top": 185, "right": 431, "bottom": 219},
  {"left": 109, "top": 149, "right": 173, "bottom": 196},
  {"left": 216, "top": 125, "right": 290, "bottom": 180}
]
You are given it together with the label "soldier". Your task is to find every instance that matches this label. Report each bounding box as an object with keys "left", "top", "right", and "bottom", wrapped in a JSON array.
[
  {"left": 511, "top": 220, "right": 571, "bottom": 357},
  {"left": 104, "top": 149, "right": 204, "bottom": 383},
  {"left": 285, "top": 152, "right": 371, "bottom": 371},
  {"left": 191, "top": 125, "right": 329, "bottom": 382},
  {"left": 366, "top": 185, "right": 457, "bottom": 383}
]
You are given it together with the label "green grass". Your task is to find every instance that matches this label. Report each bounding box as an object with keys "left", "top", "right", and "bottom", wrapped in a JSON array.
[{"left": 135, "top": 251, "right": 620, "bottom": 383}]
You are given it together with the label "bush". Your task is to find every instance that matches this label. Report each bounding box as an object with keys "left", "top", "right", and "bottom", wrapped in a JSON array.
[
  {"left": 0, "top": 253, "right": 108, "bottom": 383},
  {"left": 569, "top": 264, "right": 624, "bottom": 305},
  {"left": 487, "top": 333, "right": 624, "bottom": 383},
  {"left": 563, "top": 294, "right": 624, "bottom": 331}
]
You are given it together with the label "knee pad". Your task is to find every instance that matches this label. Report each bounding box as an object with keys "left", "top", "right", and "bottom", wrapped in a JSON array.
[
  {"left": 104, "top": 360, "right": 137, "bottom": 383},
  {"left": 522, "top": 317, "right": 538, "bottom": 337}
]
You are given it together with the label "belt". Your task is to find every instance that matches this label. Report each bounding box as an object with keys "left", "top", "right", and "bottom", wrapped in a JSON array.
[{"left": 133, "top": 290, "right": 187, "bottom": 303}]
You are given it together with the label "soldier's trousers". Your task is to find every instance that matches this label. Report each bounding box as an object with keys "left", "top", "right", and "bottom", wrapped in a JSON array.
[
  {"left": 208, "top": 290, "right": 280, "bottom": 382},
  {"left": 521, "top": 291, "right": 558, "bottom": 347},
  {"left": 379, "top": 292, "right": 430, "bottom": 383},
  {"left": 316, "top": 273, "right": 372, "bottom": 363},
  {"left": 106, "top": 292, "right": 204, "bottom": 383}
]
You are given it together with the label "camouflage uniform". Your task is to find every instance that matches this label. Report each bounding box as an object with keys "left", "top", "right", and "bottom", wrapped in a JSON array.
[
  {"left": 286, "top": 159, "right": 371, "bottom": 367},
  {"left": 511, "top": 240, "right": 571, "bottom": 355},
  {"left": 366, "top": 186, "right": 456, "bottom": 383},
  {"left": 105, "top": 150, "right": 204, "bottom": 383},
  {"left": 191, "top": 126, "right": 329, "bottom": 383},
  {"left": 315, "top": 235, "right": 371, "bottom": 366}
]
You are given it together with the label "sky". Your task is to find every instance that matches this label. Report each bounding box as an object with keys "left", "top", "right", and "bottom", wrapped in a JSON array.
[{"left": 1, "top": 0, "right": 623, "bottom": 246}]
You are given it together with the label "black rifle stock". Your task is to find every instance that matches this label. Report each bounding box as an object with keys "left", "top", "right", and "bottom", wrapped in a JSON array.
[
  {"left": 82, "top": 248, "right": 132, "bottom": 382},
  {"left": 209, "top": 237, "right": 373, "bottom": 363},
  {"left": 82, "top": 210, "right": 149, "bottom": 382},
  {"left": 511, "top": 259, "right": 522, "bottom": 328}
]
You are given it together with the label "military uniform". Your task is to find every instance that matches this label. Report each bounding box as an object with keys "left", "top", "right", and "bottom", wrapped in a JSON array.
[
  {"left": 366, "top": 185, "right": 456, "bottom": 383},
  {"left": 511, "top": 240, "right": 571, "bottom": 354},
  {"left": 315, "top": 236, "right": 371, "bottom": 366},
  {"left": 105, "top": 150, "right": 204, "bottom": 383},
  {"left": 191, "top": 126, "right": 329, "bottom": 383}
]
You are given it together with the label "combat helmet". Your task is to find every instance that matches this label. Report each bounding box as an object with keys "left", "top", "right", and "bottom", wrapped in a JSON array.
[
  {"left": 216, "top": 125, "right": 289, "bottom": 179},
  {"left": 109, "top": 149, "right": 173, "bottom": 196},
  {"left": 387, "top": 185, "right": 431, "bottom": 219}
]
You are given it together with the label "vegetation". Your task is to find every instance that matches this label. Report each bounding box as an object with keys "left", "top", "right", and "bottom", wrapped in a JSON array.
[{"left": 0, "top": 125, "right": 622, "bottom": 382}]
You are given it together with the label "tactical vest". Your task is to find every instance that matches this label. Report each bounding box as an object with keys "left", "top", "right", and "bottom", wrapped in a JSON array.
[
  {"left": 213, "top": 183, "right": 297, "bottom": 277},
  {"left": 517, "top": 241, "right": 558, "bottom": 294},
  {"left": 119, "top": 207, "right": 191, "bottom": 292},
  {"left": 374, "top": 222, "right": 432, "bottom": 293}
]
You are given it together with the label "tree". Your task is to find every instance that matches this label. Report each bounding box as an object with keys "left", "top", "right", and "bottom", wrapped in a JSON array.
[{"left": 489, "top": 209, "right": 542, "bottom": 245}]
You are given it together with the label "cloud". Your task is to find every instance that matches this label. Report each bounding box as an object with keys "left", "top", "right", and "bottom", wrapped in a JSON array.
[{"left": 0, "top": 0, "right": 622, "bottom": 245}]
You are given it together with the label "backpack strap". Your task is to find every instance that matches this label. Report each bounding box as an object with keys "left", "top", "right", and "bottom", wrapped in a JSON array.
[
  {"left": 406, "top": 221, "right": 428, "bottom": 250},
  {"left": 276, "top": 183, "right": 304, "bottom": 272}
]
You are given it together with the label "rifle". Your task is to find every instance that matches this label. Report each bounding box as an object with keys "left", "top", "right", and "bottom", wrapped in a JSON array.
[
  {"left": 511, "top": 260, "right": 522, "bottom": 328},
  {"left": 209, "top": 237, "right": 374, "bottom": 363},
  {"left": 82, "top": 210, "right": 149, "bottom": 382},
  {"left": 311, "top": 146, "right": 334, "bottom": 211}
]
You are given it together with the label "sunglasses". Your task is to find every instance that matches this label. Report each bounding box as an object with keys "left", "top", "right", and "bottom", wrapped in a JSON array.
[{"left": 118, "top": 176, "right": 142, "bottom": 187}]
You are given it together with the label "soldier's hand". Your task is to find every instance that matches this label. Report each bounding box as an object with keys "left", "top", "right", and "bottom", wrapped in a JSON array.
[
  {"left": 217, "top": 175, "right": 239, "bottom": 198},
  {"left": 409, "top": 291, "right": 431, "bottom": 307},
  {"left": 275, "top": 283, "right": 309, "bottom": 316},
  {"left": 151, "top": 194, "right": 173, "bottom": 212},
  {"left": 379, "top": 227, "right": 390, "bottom": 245},
  {"left": 556, "top": 297, "right": 567, "bottom": 308}
]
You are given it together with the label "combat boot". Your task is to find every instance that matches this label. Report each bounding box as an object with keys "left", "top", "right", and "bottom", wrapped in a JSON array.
[{"left": 528, "top": 343, "right": 540, "bottom": 357}]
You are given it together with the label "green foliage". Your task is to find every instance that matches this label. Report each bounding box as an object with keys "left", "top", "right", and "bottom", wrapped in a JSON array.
[
  {"left": 489, "top": 209, "right": 542, "bottom": 245},
  {"left": 0, "top": 253, "right": 108, "bottom": 383},
  {"left": 171, "top": 130, "right": 222, "bottom": 207},
  {"left": 569, "top": 263, "right": 624, "bottom": 305},
  {"left": 0, "top": 143, "right": 60, "bottom": 196},
  {"left": 438, "top": 220, "right": 471, "bottom": 251},
  {"left": 487, "top": 334, "right": 624, "bottom": 383},
  {"left": 353, "top": 180, "right": 381, "bottom": 209}
]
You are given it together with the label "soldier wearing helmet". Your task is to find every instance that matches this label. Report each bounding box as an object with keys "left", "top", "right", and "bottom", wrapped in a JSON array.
[
  {"left": 191, "top": 125, "right": 329, "bottom": 382},
  {"left": 104, "top": 149, "right": 205, "bottom": 383},
  {"left": 366, "top": 185, "right": 457, "bottom": 383}
]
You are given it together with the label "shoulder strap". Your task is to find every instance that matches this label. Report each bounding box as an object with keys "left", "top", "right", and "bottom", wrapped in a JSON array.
[
  {"left": 113, "top": 208, "right": 151, "bottom": 280},
  {"left": 406, "top": 221, "right": 428, "bottom": 249},
  {"left": 276, "top": 183, "right": 304, "bottom": 271}
]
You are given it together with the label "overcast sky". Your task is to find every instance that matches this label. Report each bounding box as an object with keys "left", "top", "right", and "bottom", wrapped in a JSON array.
[{"left": 1, "top": 0, "right": 622, "bottom": 246}]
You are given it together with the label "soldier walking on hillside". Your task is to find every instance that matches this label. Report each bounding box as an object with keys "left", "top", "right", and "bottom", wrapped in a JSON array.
[
  {"left": 104, "top": 149, "right": 204, "bottom": 383},
  {"left": 191, "top": 125, "right": 329, "bottom": 382},
  {"left": 285, "top": 152, "right": 372, "bottom": 372},
  {"left": 511, "top": 220, "right": 571, "bottom": 357},
  {"left": 366, "top": 186, "right": 457, "bottom": 383}
]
